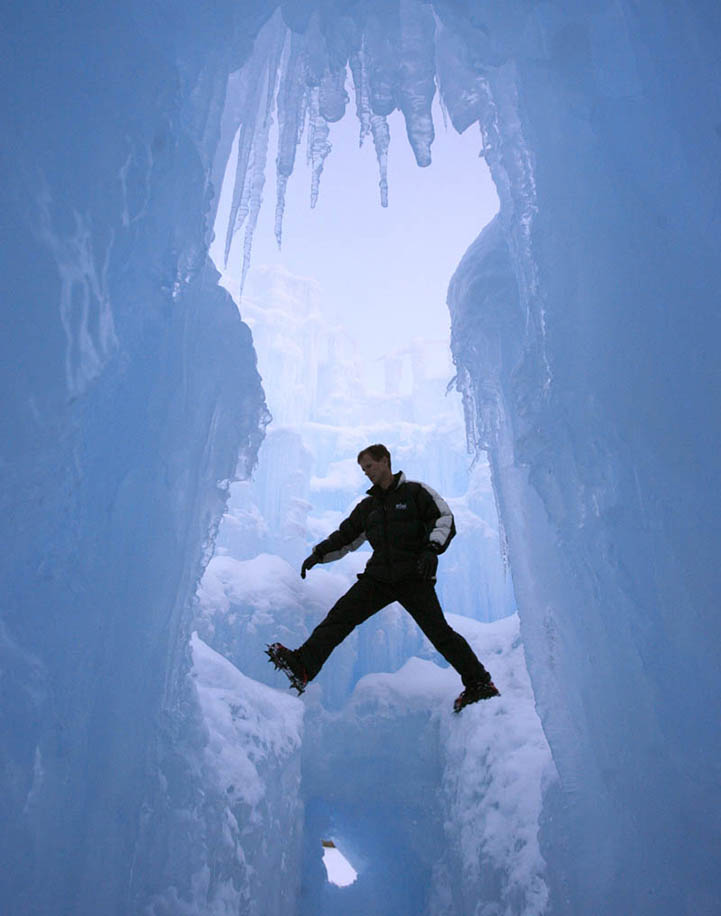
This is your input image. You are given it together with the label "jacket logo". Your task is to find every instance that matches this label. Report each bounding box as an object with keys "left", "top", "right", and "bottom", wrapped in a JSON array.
[{"left": 396, "top": 503, "right": 408, "bottom": 509}]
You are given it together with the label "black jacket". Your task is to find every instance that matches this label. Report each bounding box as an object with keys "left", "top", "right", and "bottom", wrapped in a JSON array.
[{"left": 313, "top": 471, "right": 456, "bottom": 582}]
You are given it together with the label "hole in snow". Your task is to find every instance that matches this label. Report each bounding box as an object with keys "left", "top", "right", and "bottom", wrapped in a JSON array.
[{"left": 321, "top": 840, "right": 358, "bottom": 887}]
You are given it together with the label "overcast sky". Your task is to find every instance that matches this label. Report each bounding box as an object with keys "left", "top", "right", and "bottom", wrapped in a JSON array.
[{"left": 214, "top": 94, "right": 499, "bottom": 365}]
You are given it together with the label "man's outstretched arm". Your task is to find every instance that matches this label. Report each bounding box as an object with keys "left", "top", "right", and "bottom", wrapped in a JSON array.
[{"left": 300, "top": 501, "right": 368, "bottom": 578}]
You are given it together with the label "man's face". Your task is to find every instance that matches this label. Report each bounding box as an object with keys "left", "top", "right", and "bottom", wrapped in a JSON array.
[{"left": 359, "top": 454, "right": 390, "bottom": 486}]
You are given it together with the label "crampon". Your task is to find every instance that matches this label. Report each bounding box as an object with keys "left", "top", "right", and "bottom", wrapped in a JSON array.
[
  {"left": 453, "top": 679, "right": 500, "bottom": 713},
  {"left": 265, "top": 642, "right": 308, "bottom": 696}
]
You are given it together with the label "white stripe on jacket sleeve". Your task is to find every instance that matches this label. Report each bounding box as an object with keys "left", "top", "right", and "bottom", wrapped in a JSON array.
[
  {"left": 316, "top": 532, "right": 367, "bottom": 563},
  {"left": 419, "top": 482, "right": 454, "bottom": 549}
]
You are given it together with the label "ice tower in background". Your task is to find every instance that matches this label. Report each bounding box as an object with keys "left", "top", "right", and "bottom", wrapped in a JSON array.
[{"left": 1, "top": 1, "right": 720, "bottom": 914}]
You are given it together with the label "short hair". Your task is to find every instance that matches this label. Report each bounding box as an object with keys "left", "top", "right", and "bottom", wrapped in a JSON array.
[{"left": 357, "top": 443, "right": 392, "bottom": 468}]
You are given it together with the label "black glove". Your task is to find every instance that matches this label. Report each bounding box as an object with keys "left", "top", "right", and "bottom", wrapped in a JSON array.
[
  {"left": 301, "top": 551, "right": 320, "bottom": 579},
  {"left": 417, "top": 548, "right": 438, "bottom": 579}
]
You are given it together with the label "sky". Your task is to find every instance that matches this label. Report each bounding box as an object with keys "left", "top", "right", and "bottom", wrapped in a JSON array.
[{"left": 213, "top": 90, "right": 499, "bottom": 365}]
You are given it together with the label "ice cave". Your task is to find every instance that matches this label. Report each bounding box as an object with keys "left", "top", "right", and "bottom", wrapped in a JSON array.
[{"left": 1, "top": 2, "right": 720, "bottom": 915}]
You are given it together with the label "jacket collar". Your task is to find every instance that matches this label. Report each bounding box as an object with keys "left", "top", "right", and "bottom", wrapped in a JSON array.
[{"left": 367, "top": 470, "right": 405, "bottom": 496}]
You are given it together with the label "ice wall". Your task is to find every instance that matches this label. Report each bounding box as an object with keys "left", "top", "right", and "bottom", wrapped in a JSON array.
[
  {"left": 0, "top": 2, "right": 271, "bottom": 913},
  {"left": 445, "top": 6, "right": 721, "bottom": 915}
]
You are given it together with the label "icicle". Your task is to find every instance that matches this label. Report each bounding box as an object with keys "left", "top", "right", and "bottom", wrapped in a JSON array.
[
  {"left": 239, "top": 112, "right": 272, "bottom": 291},
  {"left": 237, "top": 29, "right": 285, "bottom": 290},
  {"left": 223, "top": 72, "right": 264, "bottom": 266},
  {"left": 434, "top": 19, "right": 486, "bottom": 134},
  {"left": 397, "top": 0, "right": 436, "bottom": 167},
  {"left": 302, "top": 11, "right": 329, "bottom": 86},
  {"left": 222, "top": 14, "right": 285, "bottom": 268},
  {"left": 349, "top": 45, "right": 372, "bottom": 147},
  {"left": 370, "top": 114, "right": 390, "bottom": 207},
  {"left": 273, "top": 173, "right": 289, "bottom": 247},
  {"left": 364, "top": 11, "right": 399, "bottom": 117},
  {"left": 236, "top": 33, "right": 284, "bottom": 291},
  {"left": 307, "top": 87, "right": 332, "bottom": 209},
  {"left": 318, "top": 68, "right": 348, "bottom": 123},
  {"left": 274, "top": 32, "right": 308, "bottom": 247}
]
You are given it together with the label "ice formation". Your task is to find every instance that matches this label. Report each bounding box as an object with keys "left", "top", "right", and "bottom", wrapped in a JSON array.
[
  {"left": 2, "top": 2, "right": 720, "bottom": 915},
  {"left": 220, "top": 2, "right": 443, "bottom": 285}
]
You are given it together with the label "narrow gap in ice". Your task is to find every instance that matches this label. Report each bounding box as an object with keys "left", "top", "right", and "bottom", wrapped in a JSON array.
[
  {"left": 321, "top": 840, "right": 358, "bottom": 887},
  {"left": 203, "top": 75, "right": 541, "bottom": 912},
  {"left": 199, "top": 11, "right": 562, "bottom": 913}
]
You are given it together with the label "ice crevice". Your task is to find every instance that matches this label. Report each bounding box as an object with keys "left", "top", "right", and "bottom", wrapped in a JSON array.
[{"left": 191, "top": 265, "right": 544, "bottom": 914}]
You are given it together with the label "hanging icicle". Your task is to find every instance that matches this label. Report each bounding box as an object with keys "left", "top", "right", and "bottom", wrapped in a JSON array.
[
  {"left": 397, "top": 0, "right": 436, "bottom": 167},
  {"left": 371, "top": 114, "right": 390, "bottom": 207},
  {"left": 274, "top": 31, "right": 308, "bottom": 247},
  {"left": 217, "top": 2, "right": 467, "bottom": 284},
  {"left": 351, "top": 40, "right": 390, "bottom": 205},
  {"left": 223, "top": 13, "right": 285, "bottom": 271},
  {"left": 349, "top": 44, "right": 372, "bottom": 147},
  {"left": 307, "top": 86, "right": 332, "bottom": 209}
]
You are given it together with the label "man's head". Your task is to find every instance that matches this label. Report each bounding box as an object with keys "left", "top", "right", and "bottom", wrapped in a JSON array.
[{"left": 357, "top": 444, "right": 393, "bottom": 489}]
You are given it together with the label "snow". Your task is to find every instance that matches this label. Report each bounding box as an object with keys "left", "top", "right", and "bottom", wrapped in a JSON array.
[
  {"left": 191, "top": 633, "right": 303, "bottom": 809},
  {"left": 140, "top": 634, "right": 305, "bottom": 915},
  {"left": 321, "top": 844, "right": 358, "bottom": 887}
]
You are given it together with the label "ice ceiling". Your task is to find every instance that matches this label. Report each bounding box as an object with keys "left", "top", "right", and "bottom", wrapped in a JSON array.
[{"left": 216, "top": 3, "right": 524, "bottom": 293}]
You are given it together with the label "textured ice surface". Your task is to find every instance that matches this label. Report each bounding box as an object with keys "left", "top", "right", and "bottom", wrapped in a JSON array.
[
  {"left": 447, "top": 9, "right": 721, "bottom": 907},
  {"left": 0, "top": 2, "right": 270, "bottom": 912}
]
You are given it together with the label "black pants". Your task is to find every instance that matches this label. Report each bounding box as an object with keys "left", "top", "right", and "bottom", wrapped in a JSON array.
[{"left": 297, "top": 575, "right": 489, "bottom": 687}]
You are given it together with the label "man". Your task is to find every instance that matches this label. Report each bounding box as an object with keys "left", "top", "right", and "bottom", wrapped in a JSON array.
[{"left": 266, "top": 444, "right": 499, "bottom": 713}]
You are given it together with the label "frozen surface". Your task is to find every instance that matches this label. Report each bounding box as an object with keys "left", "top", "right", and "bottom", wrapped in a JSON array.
[{"left": 133, "top": 634, "right": 304, "bottom": 916}]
